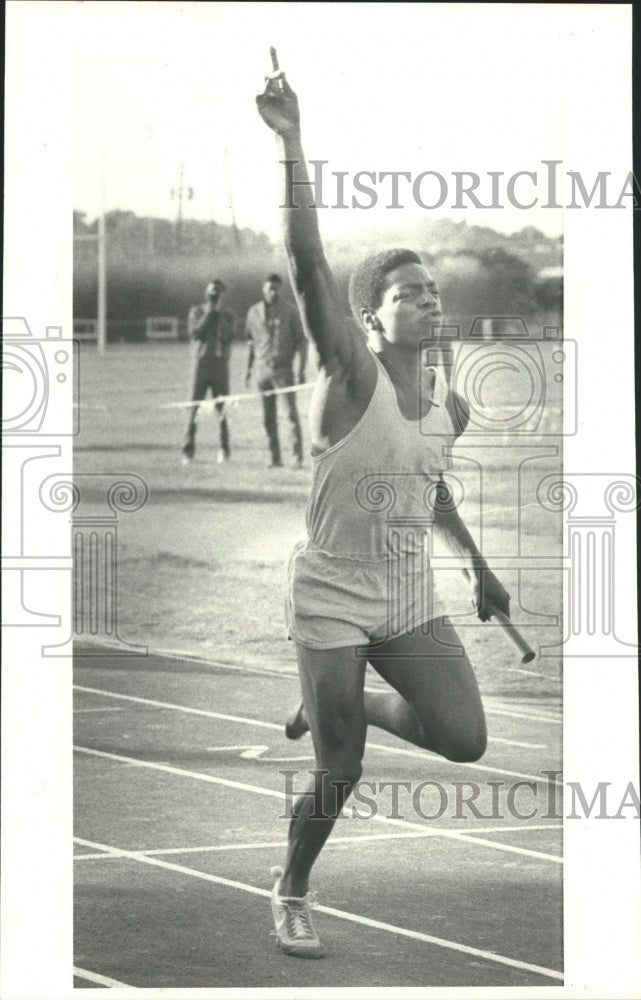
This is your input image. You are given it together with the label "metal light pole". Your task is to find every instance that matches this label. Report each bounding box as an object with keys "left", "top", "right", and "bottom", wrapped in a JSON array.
[{"left": 171, "top": 161, "right": 194, "bottom": 251}]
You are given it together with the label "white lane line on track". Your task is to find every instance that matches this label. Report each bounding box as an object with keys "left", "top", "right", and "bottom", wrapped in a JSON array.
[
  {"left": 73, "top": 707, "right": 124, "bottom": 713},
  {"left": 74, "top": 685, "right": 561, "bottom": 785},
  {"left": 364, "top": 741, "right": 562, "bottom": 786},
  {"left": 491, "top": 737, "right": 547, "bottom": 749},
  {"left": 74, "top": 746, "right": 562, "bottom": 863},
  {"left": 75, "top": 744, "right": 281, "bottom": 798},
  {"left": 73, "top": 965, "right": 133, "bottom": 987},
  {"left": 73, "top": 835, "right": 563, "bottom": 982},
  {"left": 501, "top": 667, "right": 558, "bottom": 679},
  {"left": 75, "top": 852, "right": 122, "bottom": 860},
  {"left": 73, "top": 823, "right": 562, "bottom": 862},
  {"left": 75, "top": 646, "right": 562, "bottom": 725},
  {"left": 363, "top": 813, "right": 562, "bottom": 863},
  {"left": 74, "top": 684, "right": 282, "bottom": 730},
  {"left": 485, "top": 704, "right": 562, "bottom": 725}
]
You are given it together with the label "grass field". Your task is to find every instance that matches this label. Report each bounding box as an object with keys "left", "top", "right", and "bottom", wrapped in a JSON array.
[{"left": 74, "top": 336, "right": 563, "bottom": 703}]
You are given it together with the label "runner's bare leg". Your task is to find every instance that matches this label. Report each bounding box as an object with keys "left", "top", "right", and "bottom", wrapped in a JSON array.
[
  {"left": 281, "top": 644, "right": 367, "bottom": 897},
  {"left": 287, "top": 619, "right": 486, "bottom": 760},
  {"left": 282, "top": 624, "right": 486, "bottom": 895}
]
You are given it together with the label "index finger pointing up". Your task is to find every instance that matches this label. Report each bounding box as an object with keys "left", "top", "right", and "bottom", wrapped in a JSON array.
[{"left": 270, "top": 46, "right": 279, "bottom": 71}]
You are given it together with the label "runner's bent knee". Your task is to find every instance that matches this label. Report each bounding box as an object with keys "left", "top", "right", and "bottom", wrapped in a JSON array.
[{"left": 439, "top": 722, "right": 487, "bottom": 763}]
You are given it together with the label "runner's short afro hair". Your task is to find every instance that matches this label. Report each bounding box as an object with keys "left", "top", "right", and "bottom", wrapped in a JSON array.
[{"left": 348, "top": 248, "right": 422, "bottom": 329}]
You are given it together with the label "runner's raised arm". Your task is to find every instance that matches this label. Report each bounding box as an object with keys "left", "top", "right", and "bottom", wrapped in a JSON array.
[{"left": 256, "top": 61, "right": 364, "bottom": 377}]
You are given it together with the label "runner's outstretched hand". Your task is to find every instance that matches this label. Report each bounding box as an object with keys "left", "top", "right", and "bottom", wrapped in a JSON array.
[{"left": 256, "top": 50, "right": 300, "bottom": 136}]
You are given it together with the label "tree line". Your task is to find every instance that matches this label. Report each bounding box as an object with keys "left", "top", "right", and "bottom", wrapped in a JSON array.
[{"left": 73, "top": 211, "right": 562, "bottom": 340}]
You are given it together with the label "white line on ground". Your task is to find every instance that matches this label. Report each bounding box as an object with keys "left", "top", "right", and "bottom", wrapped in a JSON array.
[
  {"left": 73, "top": 707, "right": 125, "bottom": 713},
  {"left": 501, "top": 667, "right": 559, "bottom": 680},
  {"left": 491, "top": 736, "right": 547, "bottom": 749},
  {"left": 73, "top": 685, "right": 561, "bottom": 784},
  {"left": 485, "top": 706, "right": 561, "bottom": 725},
  {"left": 75, "top": 744, "right": 282, "bottom": 798},
  {"left": 73, "top": 836, "right": 563, "bottom": 982},
  {"left": 74, "top": 684, "right": 281, "bottom": 730},
  {"left": 73, "top": 823, "right": 562, "bottom": 862},
  {"left": 74, "top": 746, "right": 562, "bottom": 863},
  {"left": 73, "top": 965, "right": 133, "bottom": 988},
  {"left": 75, "top": 852, "right": 122, "bottom": 860},
  {"left": 364, "top": 741, "right": 561, "bottom": 786},
  {"left": 75, "top": 645, "right": 563, "bottom": 726},
  {"left": 78, "top": 639, "right": 299, "bottom": 678},
  {"left": 363, "top": 812, "right": 562, "bottom": 863}
]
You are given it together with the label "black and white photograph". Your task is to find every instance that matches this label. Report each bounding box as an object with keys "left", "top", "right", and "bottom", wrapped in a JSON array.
[{"left": 2, "top": 2, "right": 639, "bottom": 997}]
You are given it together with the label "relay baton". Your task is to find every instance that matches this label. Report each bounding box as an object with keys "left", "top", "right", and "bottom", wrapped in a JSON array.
[{"left": 487, "top": 606, "right": 536, "bottom": 664}]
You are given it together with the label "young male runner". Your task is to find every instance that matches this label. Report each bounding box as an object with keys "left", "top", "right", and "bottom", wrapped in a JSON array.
[{"left": 256, "top": 57, "right": 510, "bottom": 959}]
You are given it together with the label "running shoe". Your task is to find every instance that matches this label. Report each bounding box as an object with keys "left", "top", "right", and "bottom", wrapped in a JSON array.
[{"left": 270, "top": 866, "right": 323, "bottom": 959}]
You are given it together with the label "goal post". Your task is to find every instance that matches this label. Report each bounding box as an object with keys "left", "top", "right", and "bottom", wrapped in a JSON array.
[{"left": 73, "top": 225, "right": 107, "bottom": 352}]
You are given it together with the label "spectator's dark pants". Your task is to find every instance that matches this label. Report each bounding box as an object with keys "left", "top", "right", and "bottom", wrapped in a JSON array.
[
  {"left": 183, "top": 363, "right": 230, "bottom": 457},
  {"left": 257, "top": 370, "right": 303, "bottom": 464}
]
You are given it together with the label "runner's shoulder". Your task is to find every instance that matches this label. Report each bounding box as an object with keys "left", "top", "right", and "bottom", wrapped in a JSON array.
[{"left": 312, "top": 340, "right": 376, "bottom": 425}]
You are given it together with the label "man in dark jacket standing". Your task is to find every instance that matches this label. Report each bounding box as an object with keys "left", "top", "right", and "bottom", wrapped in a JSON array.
[
  {"left": 245, "top": 274, "right": 308, "bottom": 468},
  {"left": 182, "top": 279, "right": 235, "bottom": 464}
]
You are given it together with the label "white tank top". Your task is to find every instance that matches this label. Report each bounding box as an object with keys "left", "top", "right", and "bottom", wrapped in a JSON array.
[{"left": 306, "top": 354, "right": 456, "bottom": 560}]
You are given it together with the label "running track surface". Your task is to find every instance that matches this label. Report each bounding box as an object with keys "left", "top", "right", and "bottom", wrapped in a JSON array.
[{"left": 73, "top": 642, "right": 563, "bottom": 990}]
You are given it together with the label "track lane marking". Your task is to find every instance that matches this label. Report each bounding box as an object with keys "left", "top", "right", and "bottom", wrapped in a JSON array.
[
  {"left": 490, "top": 736, "right": 547, "bottom": 749},
  {"left": 485, "top": 704, "right": 561, "bottom": 725},
  {"left": 73, "top": 823, "right": 562, "bottom": 862},
  {"left": 75, "top": 651, "right": 563, "bottom": 724},
  {"left": 74, "top": 746, "right": 562, "bottom": 863},
  {"left": 73, "top": 966, "right": 133, "bottom": 987},
  {"left": 74, "top": 685, "right": 561, "bottom": 784},
  {"left": 74, "top": 684, "right": 281, "bottom": 730},
  {"left": 75, "top": 744, "right": 282, "bottom": 799},
  {"left": 74, "top": 835, "right": 563, "bottom": 982},
  {"left": 75, "top": 852, "right": 121, "bottom": 860},
  {"left": 365, "top": 741, "right": 561, "bottom": 785},
  {"left": 501, "top": 667, "right": 559, "bottom": 679},
  {"left": 73, "top": 707, "right": 124, "bottom": 713}
]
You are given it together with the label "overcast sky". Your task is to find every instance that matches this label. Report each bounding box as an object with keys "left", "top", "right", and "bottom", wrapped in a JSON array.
[{"left": 70, "top": 1, "right": 623, "bottom": 241}]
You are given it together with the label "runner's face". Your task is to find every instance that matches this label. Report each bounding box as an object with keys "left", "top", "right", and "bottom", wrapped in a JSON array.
[
  {"left": 374, "top": 263, "right": 442, "bottom": 347},
  {"left": 263, "top": 282, "right": 280, "bottom": 304}
]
